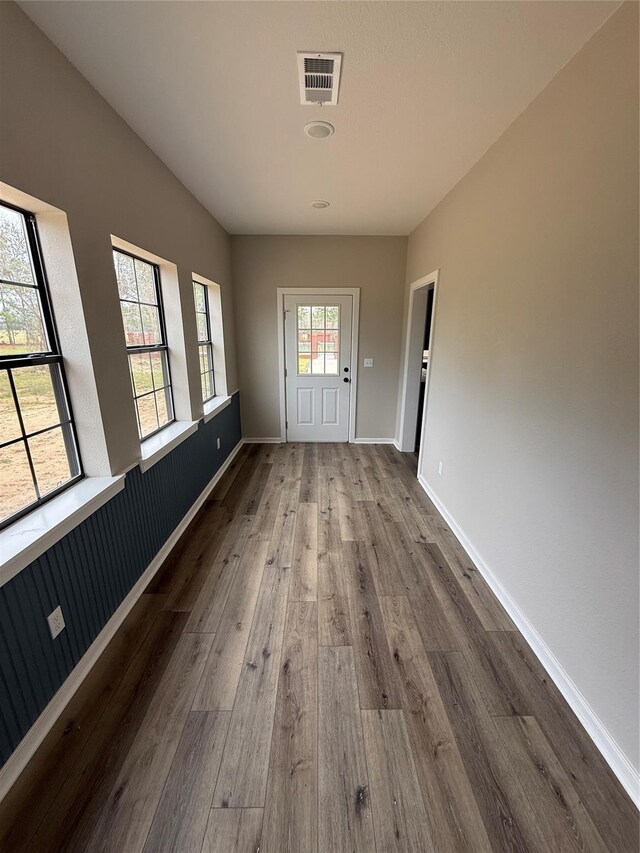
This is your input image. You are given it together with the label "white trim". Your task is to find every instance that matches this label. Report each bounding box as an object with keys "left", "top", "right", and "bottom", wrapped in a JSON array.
[
  {"left": 397, "top": 270, "right": 439, "bottom": 454},
  {"left": 139, "top": 420, "right": 199, "bottom": 473},
  {"left": 202, "top": 395, "right": 232, "bottom": 424},
  {"left": 276, "top": 287, "right": 360, "bottom": 444},
  {"left": 417, "top": 473, "right": 640, "bottom": 807},
  {"left": 242, "top": 437, "right": 283, "bottom": 444},
  {"left": 0, "top": 438, "right": 244, "bottom": 803},
  {"left": 352, "top": 438, "right": 396, "bottom": 444},
  {"left": 0, "top": 476, "right": 125, "bottom": 587}
]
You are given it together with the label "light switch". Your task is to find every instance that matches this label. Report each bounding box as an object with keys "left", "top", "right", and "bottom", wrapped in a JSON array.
[{"left": 364, "top": 358, "right": 374, "bottom": 368}]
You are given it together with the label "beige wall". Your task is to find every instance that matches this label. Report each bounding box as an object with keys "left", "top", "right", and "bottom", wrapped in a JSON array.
[
  {"left": 0, "top": 3, "right": 238, "bottom": 475},
  {"left": 232, "top": 236, "right": 407, "bottom": 439},
  {"left": 403, "top": 3, "right": 639, "bottom": 768}
]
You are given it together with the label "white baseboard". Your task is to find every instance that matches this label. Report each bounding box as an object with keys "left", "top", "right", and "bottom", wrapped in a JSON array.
[
  {"left": 0, "top": 438, "right": 244, "bottom": 803},
  {"left": 417, "top": 473, "right": 640, "bottom": 807},
  {"left": 352, "top": 438, "right": 396, "bottom": 444},
  {"left": 243, "top": 437, "right": 283, "bottom": 444}
]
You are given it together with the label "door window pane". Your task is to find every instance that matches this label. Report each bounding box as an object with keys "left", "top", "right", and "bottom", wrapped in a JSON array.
[
  {"left": 325, "top": 306, "right": 339, "bottom": 329},
  {"left": 296, "top": 304, "right": 340, "bottom": 376},
  {"left": 325, "top": 353, "right": 339, "bottom": 375},
  {"left": 297, "top": 306, "right": 310, "bottom": 329},
  {"left": 311, "top": 306, "right": 325, "bottom": 329},
  {"left": 298, "top": 354, "right": 311, "bottom": 374}
]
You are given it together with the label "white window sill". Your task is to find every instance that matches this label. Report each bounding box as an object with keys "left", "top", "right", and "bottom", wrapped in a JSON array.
[
  {"left": 139, "top": 419, "right": 199, "bottom": 473},
  {"left": 202, "top": 395, "right": 232, "bottom": 423},
  {"left": 0, "top": 475, "right": 125, "bottom": 588}
]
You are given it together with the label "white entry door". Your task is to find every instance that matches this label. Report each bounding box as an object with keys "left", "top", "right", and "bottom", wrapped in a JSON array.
[{"left": 284, "top": 294, "right": 352, "bottom": 441}]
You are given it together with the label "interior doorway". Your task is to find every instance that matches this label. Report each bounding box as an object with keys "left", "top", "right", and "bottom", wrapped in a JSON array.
[
  {"left": 397, "top": 270, "right": 439, "bottom": 469},
  {"left": 414, "top": 286, "right": 434, "bottom": 454}
]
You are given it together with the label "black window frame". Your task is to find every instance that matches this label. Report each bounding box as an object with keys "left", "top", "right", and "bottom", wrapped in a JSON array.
[
  {"left": 113, "top": 247, "right": 175, "bottom": 441},
  {"left": 0, "top": 201, "right": 83, "bottom": 531},
  {"left": 193, "top": 280, "right": 216, "bottom": 403}
]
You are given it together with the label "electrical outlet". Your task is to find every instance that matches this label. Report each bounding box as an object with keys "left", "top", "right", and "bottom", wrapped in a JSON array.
[
  {"left": 47, "top": 606, "right": 65, "bottom": 639},
  {"left": 216, "top": 437, "right": 221, "bottom": 450},
  {"left": 438, "top": 461, "right": 443, "bottom": 476},
  {"left": 364, "top": 358, "right": 374, "bottom": 368}
]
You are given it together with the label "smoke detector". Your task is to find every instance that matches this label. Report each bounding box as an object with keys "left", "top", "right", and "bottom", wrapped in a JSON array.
[
  {"left": 304, "top": 121, "right": 334, "bottom": 139},
  {"left": 297, "top": 52, "right": 342, "bottom": 105},
  {"left": 311, "top": 200, "right": 330, "bottom": 209}
]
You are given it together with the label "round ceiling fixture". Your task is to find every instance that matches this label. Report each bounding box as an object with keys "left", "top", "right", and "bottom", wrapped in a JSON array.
[
  {"left": 311, "top": 200, "right": 330, "bottom": 209},
  {"left": 304, "top": 121, "right": 335, "bottom": 139}
]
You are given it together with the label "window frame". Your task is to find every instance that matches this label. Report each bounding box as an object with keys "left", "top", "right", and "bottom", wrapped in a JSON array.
[
  {"left": 0, "top": 200, "right": 83, "bottom": 531},
  {"left": 193, "top": 279, "right": 216, "bottom": 403},
  {"left": 113, "top": 247, "right": 176, "bottom": 442}
]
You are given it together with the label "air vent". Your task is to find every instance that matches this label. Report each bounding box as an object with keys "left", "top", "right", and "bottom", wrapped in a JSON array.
[{"left": 297, "top": 52, "right": 342, "bottom": 106}]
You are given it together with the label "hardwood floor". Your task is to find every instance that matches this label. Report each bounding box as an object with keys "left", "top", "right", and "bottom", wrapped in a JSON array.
[{"left": 0, "top": 443, "right": 637, "bottom": 852}]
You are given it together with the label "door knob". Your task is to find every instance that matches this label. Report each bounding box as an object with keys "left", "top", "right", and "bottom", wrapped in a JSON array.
[{"left": 343, "top": 377, "right": 350, "bottom": 383}]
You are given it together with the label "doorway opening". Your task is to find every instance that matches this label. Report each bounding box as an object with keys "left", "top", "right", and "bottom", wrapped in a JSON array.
[
  {"left": 397, "top": 270, "right": 439, "bottom": 472},
  {"left": 415, "top": 286, "right": 434, "bottom": 454}
]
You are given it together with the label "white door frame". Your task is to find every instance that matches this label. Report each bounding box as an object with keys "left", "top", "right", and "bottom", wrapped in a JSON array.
[
  {"left": 397, "top": 270, "right": 439, "bottom": 466},
  {"left": 277, "top": 287, "right": 360, "bottom": 442}
]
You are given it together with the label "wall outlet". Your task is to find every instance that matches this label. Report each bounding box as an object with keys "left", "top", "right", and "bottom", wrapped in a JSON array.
[
  {"left": 363, "top": 358, "right": 374, "bottom": 368},
  {"left": 47, "top": 606, "right": 65, "bottom": 639},
  {"left": 438, "top": 461, "right": 443, "bottom": 476},
  {"left": 216, "top": 437, "right": 221, "bottom": 449}
]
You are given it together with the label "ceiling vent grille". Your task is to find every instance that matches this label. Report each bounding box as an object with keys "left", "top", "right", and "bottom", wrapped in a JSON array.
[{"left": 297, "top": 52, "right": 342, "bottom": 105}]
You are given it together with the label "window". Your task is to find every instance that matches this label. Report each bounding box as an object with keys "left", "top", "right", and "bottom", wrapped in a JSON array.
[
  {"left": 0, "top": 202, "right": 82, "bottom": 529},
  {"left": 113, "top": 249, "right": 174, "bottom": 440},
  {"left": 297, "top": 305, "right": 339, "bottom": 375},
  {"left": 193, "top": 280, "right": 215, "bottom": 402}
]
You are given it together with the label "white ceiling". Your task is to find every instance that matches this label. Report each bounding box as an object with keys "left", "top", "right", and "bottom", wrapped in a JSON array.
[{"left": 20, "top": 1, "right": 618, "bottom": 235}]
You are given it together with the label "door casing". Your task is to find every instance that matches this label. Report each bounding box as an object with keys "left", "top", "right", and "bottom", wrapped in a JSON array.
[{"left": 277, "top": 287, "right": 360, "bottom": 442}]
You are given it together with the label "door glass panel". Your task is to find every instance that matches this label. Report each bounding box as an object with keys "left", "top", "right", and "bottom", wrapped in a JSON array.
[
  {"left": 325, "top": 306, "right": 339, "bottom": 329},
  {"left": 297, "top": 306, "right": 310, "bottom": 329},
  {"left": 311, "top": 306, "right": 325, "bottom": 329},
  {"left": 296, "top": 304, "right": 340, "bottom": 376},
  {"left": 298, "top": 354, "right": 311, "bottom": 374}
]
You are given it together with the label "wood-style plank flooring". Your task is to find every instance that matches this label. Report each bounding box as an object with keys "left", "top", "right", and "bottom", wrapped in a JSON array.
[{"left": 0, "top": 443, "right": 637, "bottom": 852}]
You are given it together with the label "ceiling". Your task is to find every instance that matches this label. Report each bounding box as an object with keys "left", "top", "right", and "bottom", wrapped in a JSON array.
[{"left": 20, "top": 1, "right": 618, "bottom": 235}]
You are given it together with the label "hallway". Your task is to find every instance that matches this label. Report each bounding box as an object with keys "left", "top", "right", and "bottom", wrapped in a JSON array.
[{"left": 0, "top": 443, "right": 636, "bottom": 852}]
